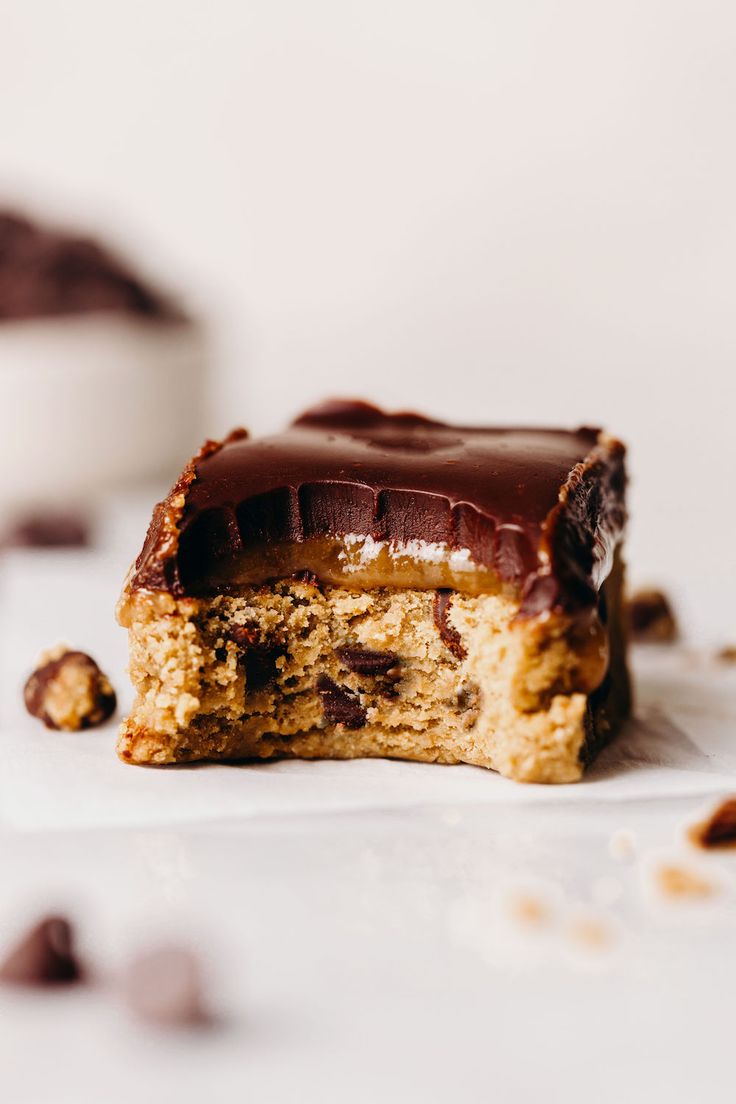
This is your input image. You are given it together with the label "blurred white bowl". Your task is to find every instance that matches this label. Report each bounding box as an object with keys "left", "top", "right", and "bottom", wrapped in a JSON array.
[{"left": 0, "top": 313, "right": 207, "bottom": 516}]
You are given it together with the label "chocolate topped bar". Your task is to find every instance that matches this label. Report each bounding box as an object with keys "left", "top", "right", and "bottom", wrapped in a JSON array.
[
  {"left": 131, "top": 399, "right": 625, "bottom": 614},
  {"left": 119, "top": 399, "right": 630, "bottom": 782}
]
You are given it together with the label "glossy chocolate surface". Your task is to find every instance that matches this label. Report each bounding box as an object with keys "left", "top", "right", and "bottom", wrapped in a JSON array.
[{"left": 130, "top": 400, "right": 626, "bottom": 613}]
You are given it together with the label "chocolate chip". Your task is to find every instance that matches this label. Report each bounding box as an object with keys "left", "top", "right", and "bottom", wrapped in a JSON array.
[
  {"left": 455, "top": 682, "right": 481, "bottom": 728},
  {"left": 244, "top": 645, "right": 284, "bottom": 691},
  {"left": 123, "top": 946, "right": 208, "bottom": 1027},
  {"left": 291, "top": 570, "right": 321, "bottom": 588},
  {"left": 227, "top": 624, "right": 260, "bottom": 649},
  {"left": 24, "top": 648, "right": 116, "bottom": 731},
  {"left": 0, "top": 916, "right": 82, "bottom": 987},
  {"left": 316, "top": 675, "right": 367, "bottom": 729},
  {"left": 457, "top": 683, "right": 480, "bottom": 713},
  {"left": 227, "top": 624, "right": 285, "bottom": 691},
  {"left": 433, "top": 590, "right": 466, "bottom": 660},
  {"left": 3, "top": 511, "right": 91, "bottom": 549},
  {"left": 688, "top": 798, "right": 736, "bottom": 850},
  {"left": 626, "top": 588, "right": 678, "bottom": 643},
  {"left": 335, "top": 646, "right": 400, "bottom": 676}
]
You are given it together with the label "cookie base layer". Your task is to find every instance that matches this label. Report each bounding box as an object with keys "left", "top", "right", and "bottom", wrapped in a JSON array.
[{"left": 117, "top": 552, "right": 629, "bottom": 784}]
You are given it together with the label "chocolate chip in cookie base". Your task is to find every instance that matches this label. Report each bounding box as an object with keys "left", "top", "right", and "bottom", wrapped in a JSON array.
[{"left": 24, "top": 646, "right": 117, "bottom": 731}]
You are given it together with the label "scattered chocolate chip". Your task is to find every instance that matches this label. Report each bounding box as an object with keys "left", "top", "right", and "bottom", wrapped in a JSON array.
[
  {"left": 688, "top": 797, "right": 736, "bottom": 850},
  {"left": 316, "top": 675, "right": 367, "bottom": 729},
  {"left": 0, "top": 916, "right": 82, "bottom": 987},
  {"left": 24, "top": 648, "right": 116, "bottom": 731},
  {"left": 123, "top": 946, "right": 208, "bottom": 1027},
  {"left": 433, "top": 590, "right": 466, "bottom": 660},
  {"left": 3, "top": 511, "right": 91, "bottom": 549},
  {"left": 227, "top": 624, "right": 285, "bottom": 691},
  {"left": 626, "top": 588, "right": 678, "bottom": 643},
  {"left": 335, "top": 646, "right": 400, "bottom": 676},
  {"left": 715, "top": 645, "right": 736, "bottom": 664}
]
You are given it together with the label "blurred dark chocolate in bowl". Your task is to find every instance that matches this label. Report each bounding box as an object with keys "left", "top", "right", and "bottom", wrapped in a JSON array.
[
  {"left": 0, "top": 208, "right": 208, "bottom": 520},
  {"left": 626, "top": 587, "right": 678, "bottom": 643},
  {"left": 0, "top": 211, "right": 180, "bottom": 321}
]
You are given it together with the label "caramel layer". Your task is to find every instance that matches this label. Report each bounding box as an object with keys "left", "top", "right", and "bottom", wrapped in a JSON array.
[{"left": 183, "top": 535, "right": 510, "bottom": 596}]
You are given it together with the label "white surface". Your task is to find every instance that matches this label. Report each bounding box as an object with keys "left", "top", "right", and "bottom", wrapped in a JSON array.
[
  {"left": 2, "top": 2, "right": 736, "bottom": 640},
  {"left": 1, "top": 523, "right": 735, "bottom": 1102},
  {"left": 1, "top": 7, "right": 735, "bottom": 1097},
  {"left": 0, "top": 315, "right": 207, "bottom": 514}
]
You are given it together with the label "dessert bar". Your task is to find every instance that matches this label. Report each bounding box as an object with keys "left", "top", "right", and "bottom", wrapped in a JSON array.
[{"left": 118, "top": 400, "right": 630, "bottom": 782}]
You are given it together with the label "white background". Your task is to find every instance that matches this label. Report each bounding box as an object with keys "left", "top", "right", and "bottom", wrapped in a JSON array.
[
  {"left": 1, "top": 0, "right": 735, "bottom": 636},
  {"left": 1, "top": 9, "right": 736, "bottom": 1100}
]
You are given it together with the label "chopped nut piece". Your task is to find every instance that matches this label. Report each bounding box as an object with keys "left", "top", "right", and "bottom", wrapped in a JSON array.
[
  {"left": 0, "top": 916, "right": 82, "bottom": 987},
  {"left": 687, "top": 797, "right": 736, "bottom": 850},
  {"left": 24, "top": 646, "right": 116, "bottom": 731},
  {"left": 608, "top": 828, "right": 637, "bottom": 863},
  {"left": 715, "top": 645, "right": 736, "bottom": 664},
  {"left": 505, "top": 892, "right": 552, "bottom": 928},
  {"left": 654, "top": 862, "right": 717, "bottom": 900},
  {"left": 626, "top": 588, "right": 678, "bottom": 643},
  {"left": 566, "top": 912, "right": 615, "bottom": 951},
  {"left": 123, "top": 945, "right": 208, "bottom": 1026}
]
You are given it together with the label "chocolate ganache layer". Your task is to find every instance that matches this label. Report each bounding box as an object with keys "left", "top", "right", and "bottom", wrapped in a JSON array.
[{"left": 130, "top": 400, "right": 626, "bottom": 614}]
